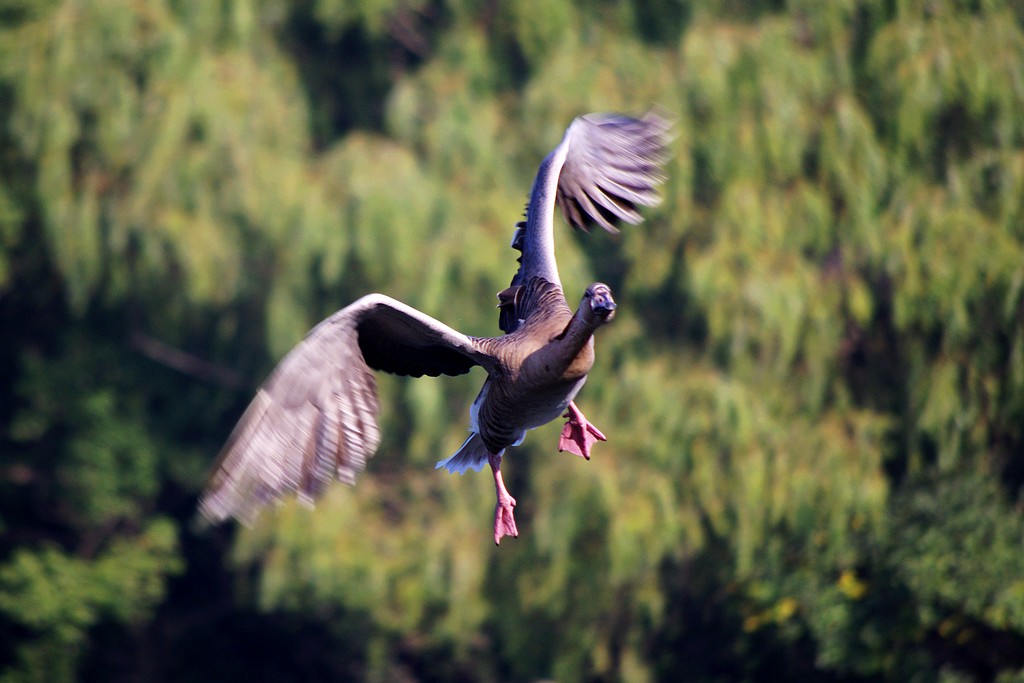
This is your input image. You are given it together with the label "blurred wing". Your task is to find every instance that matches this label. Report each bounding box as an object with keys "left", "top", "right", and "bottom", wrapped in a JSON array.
[
  {"left": 501, "top": 109, "right": 672, "bottom": 333},
  {"left": 556, "top": 110, "right": 672, "bottom": 233},
  {"left": 199, "top": 294, "right": 496, "bottom": 525}
]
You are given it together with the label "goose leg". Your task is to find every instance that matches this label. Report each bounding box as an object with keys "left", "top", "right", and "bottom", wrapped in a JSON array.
[
  {"left": 489, "top": 453, "right": 518, "bottom": 545},
  {"left": 558, "top": 401, "right": 607, "bottom": 460}
]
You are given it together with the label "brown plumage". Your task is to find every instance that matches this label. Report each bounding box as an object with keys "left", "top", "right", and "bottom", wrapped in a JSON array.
[{"left": 199, "top": 111, "right": 671, "bottom": 543}]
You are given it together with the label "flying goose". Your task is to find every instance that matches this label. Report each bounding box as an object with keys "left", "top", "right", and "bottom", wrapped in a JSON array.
[{"left": 200, "top": 111, "right": 671, "bottom": 544}]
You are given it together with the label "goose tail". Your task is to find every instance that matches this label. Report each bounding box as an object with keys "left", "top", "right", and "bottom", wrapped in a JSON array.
[{"left": 435, "top": 433, "right": 494, "bottom": 474}]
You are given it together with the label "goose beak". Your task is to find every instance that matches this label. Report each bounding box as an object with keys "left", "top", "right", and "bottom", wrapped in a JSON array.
[{"left": 592, "top": 295, "right": 617, "bottom": 316}]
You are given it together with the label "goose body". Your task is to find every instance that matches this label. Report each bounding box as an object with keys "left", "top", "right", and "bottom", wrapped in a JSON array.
[
  {"left": 200, "top": 111, "right": 670, "bottom": 543},
  {"left": 437, "top": 278, "right": 609, "bottom": 475}
]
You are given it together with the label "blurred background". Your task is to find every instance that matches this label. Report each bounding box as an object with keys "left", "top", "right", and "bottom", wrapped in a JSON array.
[{"left": 2, "top": 0, "right": 1024, "bottom": 681}]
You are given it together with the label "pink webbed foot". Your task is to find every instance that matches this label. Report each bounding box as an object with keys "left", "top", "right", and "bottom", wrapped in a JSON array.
[
  {"left": 489, "top": 453, "right": 519, "bottom": 545},
  {"left": 493, "top": 495, "right": 518, "bottom": 545},
  {"left": 558, "top": 401, "right": 607, "bottom": 460}
]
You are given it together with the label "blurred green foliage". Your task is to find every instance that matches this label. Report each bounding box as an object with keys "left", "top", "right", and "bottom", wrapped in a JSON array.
[{"left": 2, "top": 0, "right": 1024, "bottom": 681}]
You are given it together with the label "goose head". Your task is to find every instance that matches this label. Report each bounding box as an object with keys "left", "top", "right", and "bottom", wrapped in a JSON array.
[{"left": 580, "top": 283, "right": 617, "bottom": 327}]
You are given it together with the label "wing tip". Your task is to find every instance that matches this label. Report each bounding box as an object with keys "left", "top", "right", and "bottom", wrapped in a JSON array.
[{"left": 559, "top": 106, "right": 674, "bottom": 235}]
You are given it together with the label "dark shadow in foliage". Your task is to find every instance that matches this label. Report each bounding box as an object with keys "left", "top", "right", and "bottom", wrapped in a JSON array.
[
  {"left": 163, "top": 608, "right": 371, "bottom": 683},
  {"left": 650, "top": 536, "right": 869, "bottom": 683},
  {"left": 0, "top": 94, "right": 67, "bottom": 434},
  {"left": 887, "top": 469, "right": 1024, "bottom": 680},
  {"left": 0, "top": 618, "right": 31, "bottom": 681},
  {"left": 689, "top": 145, "right": 720, "bottom": 210},
  {"left": 76, "top": 516, "right": 374, "bottom": 683},
  {"left": 392, "top": 634, "right": 484, "bottom": 683},
  {"left": 632, "top": 0, "right": 692, "bottom": 46},
  {"left": 280, "top": 1, "right": 445, "bottom": 149},
  {"left": 925, "top": 615, "right": 1024, "bottom": 683},
  {"left": 636, "top": 238, "right": 708, "bottom": 347},
  {"left": 836, "top": 267, "right": 916, "bottom": 488}
]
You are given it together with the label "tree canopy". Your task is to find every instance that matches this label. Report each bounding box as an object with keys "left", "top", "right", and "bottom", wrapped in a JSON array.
[{"left": 2, "top": 0, "right": 1024, "bottom": 681}]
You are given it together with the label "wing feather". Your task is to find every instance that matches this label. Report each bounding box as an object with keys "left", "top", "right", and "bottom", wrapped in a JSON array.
[
  {"left": 555, "top": 110, "right": 672, "bottom": 233},
  {"left": 199, "top": 294, "right": 494, "bottom": 525}
]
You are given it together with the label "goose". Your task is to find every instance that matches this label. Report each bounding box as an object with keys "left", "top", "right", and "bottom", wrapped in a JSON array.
[{"left": 200, "top": 111, "right": 671, "bottom": 544}]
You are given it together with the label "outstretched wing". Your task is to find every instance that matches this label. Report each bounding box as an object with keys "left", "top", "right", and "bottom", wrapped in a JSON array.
[
  {"left": 199, "top": 294, "right": 497, "bottom": 525},
  {"left": 500, "top": 110, "right": 672, "bottom": 333}
]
